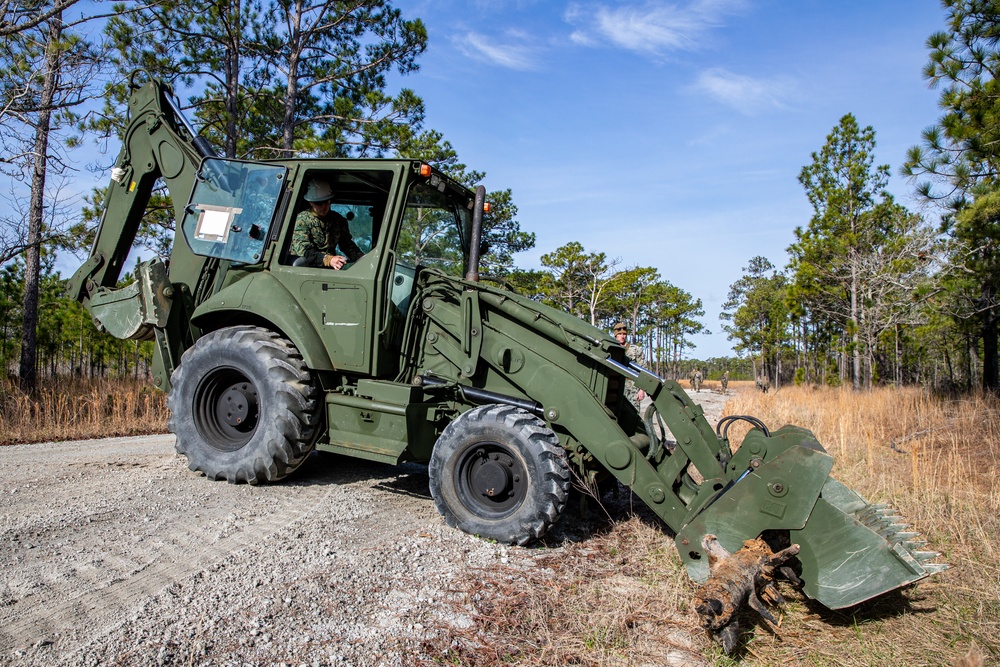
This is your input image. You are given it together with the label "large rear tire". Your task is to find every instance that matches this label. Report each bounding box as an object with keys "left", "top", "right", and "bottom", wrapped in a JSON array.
[
  {"left": 167, "top": 326, "right": 320, "bottom": 484},
  {"left": 428, "top": 404, "right": 571, "bottom": 545}
]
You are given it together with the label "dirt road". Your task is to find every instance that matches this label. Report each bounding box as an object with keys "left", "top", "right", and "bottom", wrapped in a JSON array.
[{"left": 0, "top": 390, "right": 731, "bottom": 666}]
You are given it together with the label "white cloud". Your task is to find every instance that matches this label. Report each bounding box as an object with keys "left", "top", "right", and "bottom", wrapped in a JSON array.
[
  {"left": 565, "top": 0, "right": 746, "bottom": 56},
  {"left": 453, "top": 30, "right": 539, "bottom": 70},
  {"left": 693, "top": 67, "right": 794, "bottom": 114}
]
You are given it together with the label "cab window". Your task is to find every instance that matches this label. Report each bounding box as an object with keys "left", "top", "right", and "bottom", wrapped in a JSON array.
[
  {"left": 395, "top": 180, "right": 472, "bottom": 276},
  {"left": 284, "top": 168, "right": 393, "bottom": 266},
  {"left": 180, "top": 158, "right": 287, "bottom": 264}
]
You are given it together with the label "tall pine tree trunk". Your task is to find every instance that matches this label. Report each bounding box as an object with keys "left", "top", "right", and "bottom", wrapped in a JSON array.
[
  {"left": 850, "top": 260, "right": 861, "bottom": 390},
  {"left": 280, "top": 0, "right": 303, "bottom": 155},
  {"left": 222, "top": 1, "right": 242, "bottom": 158},
  {"left": 982, "top": 284, "right": 1000, "bottom": 391},
  {"left": 979, "top": 279, "right": 999, "bottom": 390},
  {"left": 983, "top": 314, "right": 998, "bottom": 391},
  {"left": 19, "top": 12, "right": 62, "bottom": 393}
]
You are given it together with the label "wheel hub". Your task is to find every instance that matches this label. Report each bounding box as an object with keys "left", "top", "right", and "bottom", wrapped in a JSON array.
[
  {"left": 218, "top": 384, "right": 258, "bottom": 428},
  {"left": 455, "top": 444, "right": 527, "bottom": 518},
  {"left": 473, "top": 458, "right": 512, "bottom": 497},
  {"left": 193, "top": 367, "right": 260, "bottom": 452}
]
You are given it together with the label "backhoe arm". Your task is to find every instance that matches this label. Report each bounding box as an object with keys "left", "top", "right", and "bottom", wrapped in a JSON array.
[
  {"left": 68, "top": 74, "right": 214, "bottom": 310},
  {"left": 67, "top": 74, "right": 225, "bottom": 391}
]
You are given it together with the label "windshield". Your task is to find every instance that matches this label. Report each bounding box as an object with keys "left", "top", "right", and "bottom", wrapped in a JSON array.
[
  {"left": 180, "top": 158, "right": 286, "bottom": 264},
  {"left": 395, "top": 179, "right": 473, "bottom": 275}
]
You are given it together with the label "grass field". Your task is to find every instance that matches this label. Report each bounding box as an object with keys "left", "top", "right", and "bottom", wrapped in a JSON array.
[
  {"left": 0, "top": 377, "right": 169, "bottom": 446},
  {"left": 421, "top": 385, "right": 998, "bottom": 666},
  {"left": 2, "top": 380, "right": 995, "bottom": 664}
]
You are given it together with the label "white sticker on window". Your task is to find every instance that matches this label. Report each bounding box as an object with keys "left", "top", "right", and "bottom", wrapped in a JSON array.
[{"left": 194, "top": 204, "right": 243, "bottom": 243}]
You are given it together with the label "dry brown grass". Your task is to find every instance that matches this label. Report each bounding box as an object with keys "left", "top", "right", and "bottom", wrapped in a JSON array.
[
  {"left": 417, "top": 386, "right": 1000, "bottom": 666},
  {"left": 415, "top": 516, "right": 709, "bottom": 666},
  {"left": 719, "top": 385, "right": 999, "bottom": 666},
  {"left": 0, "top": 377, "right": 169, "bottom": 445}
]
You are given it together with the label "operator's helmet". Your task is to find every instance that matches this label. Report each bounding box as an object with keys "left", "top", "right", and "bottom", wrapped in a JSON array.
[
  {"left": 613, "top": 322, "right": 627, "bottom": 334},
  {"left": 304, "top": 178, "right": 334, "bottom": 202}
]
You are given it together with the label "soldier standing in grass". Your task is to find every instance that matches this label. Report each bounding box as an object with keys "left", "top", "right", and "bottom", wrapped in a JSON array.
[
  {"left": 690, "top": 368, "right": 702, "bottom": 392},
  {"left": 613, "top": 322, "right": 647, "bottom": 409},
  {"left": 721, "top": 370, "right": 729, "bottom": 394}
]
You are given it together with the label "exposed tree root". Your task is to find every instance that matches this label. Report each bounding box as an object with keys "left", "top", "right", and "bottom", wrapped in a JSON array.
[{"left": 693, "top": 534, "right": 800, "bottom": 654}]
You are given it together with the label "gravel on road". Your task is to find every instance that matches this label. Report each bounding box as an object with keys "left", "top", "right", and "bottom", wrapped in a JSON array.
[{"left": 0, "top": 390, "right": 733, "bottom": 666}]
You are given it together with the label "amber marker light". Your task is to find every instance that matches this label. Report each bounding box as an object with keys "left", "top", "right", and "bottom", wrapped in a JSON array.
[
  {"left": 483, "top": 202, "right": 492, "bottom": 213},
  {"left": 419, "top": 163, "right": 432, "bottom": 177}
]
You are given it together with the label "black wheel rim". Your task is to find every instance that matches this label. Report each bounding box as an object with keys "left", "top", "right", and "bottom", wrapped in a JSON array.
[
  {"left": 192, "top": 366, "right": 260, "bottom": 451},
  {"left": 454, "top": 441, "right": 528, "bottom": 519}
]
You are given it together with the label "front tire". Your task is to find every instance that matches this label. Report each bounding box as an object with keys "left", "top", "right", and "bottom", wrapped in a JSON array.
[
  {"left": 167, "top": 326, "right": 320, "bottom": 484},
  {"left": 428, "top": 404, "right": 571, "bottom": 545}
]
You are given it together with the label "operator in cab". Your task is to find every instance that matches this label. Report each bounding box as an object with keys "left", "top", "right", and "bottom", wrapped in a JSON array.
[
  {"left": 613, "top": 321, "right": 647, "bottom": 408},
  {"left": 290, "top": 178, "right": 364, "bottom": 269}
]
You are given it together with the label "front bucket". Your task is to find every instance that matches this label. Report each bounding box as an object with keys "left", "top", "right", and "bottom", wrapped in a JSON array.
[{"left": 792, "top": 476, "right": 947, "bottom": 609}]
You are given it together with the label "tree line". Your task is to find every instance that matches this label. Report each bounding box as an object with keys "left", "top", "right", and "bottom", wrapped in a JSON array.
[
  {"left": 721, "top": 1, "right": 1000, "bottom": 392},
  {"left": 4, "top": 1, "right": 1000, "bottom": 395},
  {"left": 1, "top": 0, "right": 534, "bottom": 391},
  {"left": 501, "top": 241, "right": 711, "bottom": 379},
  {"left": 0, "top": 261, "right": 156, "bottom": 381}
]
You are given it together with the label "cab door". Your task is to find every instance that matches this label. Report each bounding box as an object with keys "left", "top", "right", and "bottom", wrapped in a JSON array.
[{"left": 272, "top": 165, "right": 401, "bottom": 375}]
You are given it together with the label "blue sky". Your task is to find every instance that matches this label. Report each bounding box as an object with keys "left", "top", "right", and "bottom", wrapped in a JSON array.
[{"left": 394, "top": 0, "right": 950, "bottom": 358}]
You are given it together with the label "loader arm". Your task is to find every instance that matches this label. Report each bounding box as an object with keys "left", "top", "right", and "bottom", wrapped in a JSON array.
[{"left": 407, "top": 272, "right": 945, "bottom": 619}]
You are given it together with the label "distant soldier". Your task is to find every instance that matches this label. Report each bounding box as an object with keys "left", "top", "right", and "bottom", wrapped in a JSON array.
[
  {"left": 720, "top": 370, "right": 729, "bottom": 394},
  {"left": 613, "top": 322, "right": 647, "bottom": 409},
  {"left": 688, "top": 368, "right": 702, "bottom": 392},
  {"left": 755, "top": 376, "right": 770, "bottom": 393}
]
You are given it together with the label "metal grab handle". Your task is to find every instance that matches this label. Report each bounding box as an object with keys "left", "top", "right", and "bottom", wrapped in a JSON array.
[{"left": 377, "top": 249, "right": 397, "bottom": 336}]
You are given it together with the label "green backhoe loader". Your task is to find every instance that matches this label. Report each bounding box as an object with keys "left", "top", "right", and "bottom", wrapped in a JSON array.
[{"left": 69, "top": 74, "right": 945, "bottom": 650}]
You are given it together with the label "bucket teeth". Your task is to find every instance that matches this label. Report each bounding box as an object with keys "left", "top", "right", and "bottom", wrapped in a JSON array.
[
  {"left": 854, "top": 505, "right": 948, "bottom": 575},
  {"left": 862, "top": 516, "right": 891, "bottom": 529},
  {"left": 858, "top": 505, "right": 893, "bottom": 520},
  {"left": 876, "top": 525, "right": 911, "bottom": 540},
  {"left": 912, "top": 550, "right": 941, "bottom": 562}
]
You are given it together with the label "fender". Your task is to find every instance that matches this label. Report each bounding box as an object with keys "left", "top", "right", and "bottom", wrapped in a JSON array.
[{"left": 191, "top": 272, "right": 334, "bottom": 371}]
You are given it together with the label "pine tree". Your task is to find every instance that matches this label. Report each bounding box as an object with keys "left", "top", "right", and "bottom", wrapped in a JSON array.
[
  {"left": 903, "top": 0, "right": 1000, "bottom": 390},
  {"left": 721, "top": 256, "right": 789, "bottom": 387},
  {"left": 793, "top": 114, "right": 892, "bottom": 390}
]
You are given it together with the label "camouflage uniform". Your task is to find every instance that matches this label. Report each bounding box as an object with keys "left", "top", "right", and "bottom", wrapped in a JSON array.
[
  {"left": 291, "top": 209, "right": 363, "bottom": 268},
  {"left": 720, "top": 370, "right": 729, "bottom": 394},
  {"left": 624, "top": 343, "right": 648, "bottom": 409}
]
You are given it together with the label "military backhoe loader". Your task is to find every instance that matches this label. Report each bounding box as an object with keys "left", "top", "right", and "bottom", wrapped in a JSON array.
[{"left": 69, "top": 74, "right": 945, "bottom": 650}]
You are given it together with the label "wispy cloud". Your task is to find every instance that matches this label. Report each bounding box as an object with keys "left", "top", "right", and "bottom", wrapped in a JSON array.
[
  {"left": 453, "top": 30, "right": 539, "bottom": 70},
  {"left": 565, "top": 0, "right": 746, "bottom": 55},
  {"left": 693, "top": 67, "right": 794, "bottom": 114}
]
